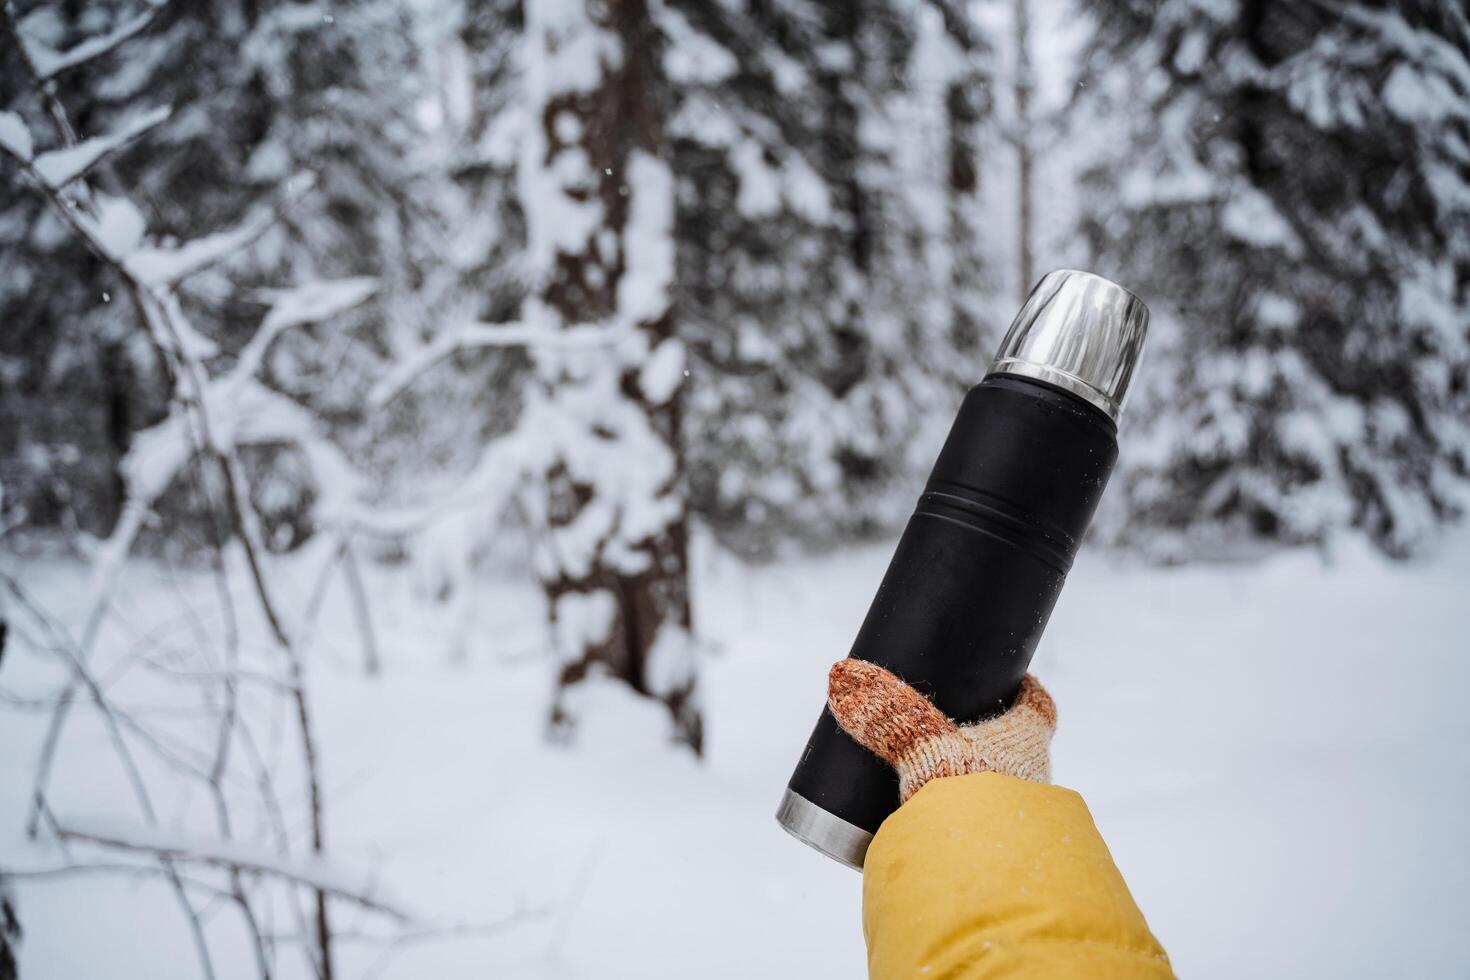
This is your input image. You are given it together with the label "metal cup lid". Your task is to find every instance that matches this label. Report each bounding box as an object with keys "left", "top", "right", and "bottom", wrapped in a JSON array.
[{"left": 987, "top": 270, "right": 1149, "bottom": 423}]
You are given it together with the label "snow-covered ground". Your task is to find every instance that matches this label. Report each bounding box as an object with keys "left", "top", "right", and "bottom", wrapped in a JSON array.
[{"left": 3, "top": 528, "right": 1469, "bottom": 979}]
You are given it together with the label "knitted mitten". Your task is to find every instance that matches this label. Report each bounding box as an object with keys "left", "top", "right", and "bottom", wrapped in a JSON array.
[{"left": 827, "top": 659, "right": 1057, "bottom": 803}]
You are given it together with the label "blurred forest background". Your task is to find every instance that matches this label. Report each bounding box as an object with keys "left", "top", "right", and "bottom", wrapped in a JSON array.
[
  {"left": 1, "top": 1, "right": 1468, "bottom": 978},
  {"left": 6, "top": 0, "right": 1466, "bottom": 565}
]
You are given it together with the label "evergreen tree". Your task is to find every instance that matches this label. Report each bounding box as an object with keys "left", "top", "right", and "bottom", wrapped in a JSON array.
[
  {"left": 666, "top": 0, "right": 994, "bottom": 554},
  {"left": 1079, "top": 0, "right": 1470, "bottom": 557},
  {"left": 444, "top": 0, "right": 996, "bottom": 563}
]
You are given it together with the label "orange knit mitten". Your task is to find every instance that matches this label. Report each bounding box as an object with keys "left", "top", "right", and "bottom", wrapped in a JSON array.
[{"left": 827, "top": 659, "right": 1058, "bottom": 803}]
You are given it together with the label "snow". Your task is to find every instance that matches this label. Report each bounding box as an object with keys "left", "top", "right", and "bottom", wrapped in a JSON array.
[
  {"left": 4, "top": 530, "right": 1468, "bottom": 978},
  {"left": 1220, "top": 186, "right": 1301, "bottom": 253},
  {"left": 89, "top": 193, "right": 148, "bottom": 260},
  {"left": 551, "top": 590, "right": 616, "bottom": 662},
  {"left": 616, "top": 151, "right": 675, "bottom": 327},
  {"left": 638, "top": 338, "right": 685, "bottom": 406},
  {"left": 730, "top": 140, "right": 782, "bottom": 217},
  {"left": 1383, "top": 62, "right": 1455, "bottom": 125},
  {"left": 511, "top": 0, "right": 631, "bottom": 317},
  {"left": 909, "top": 5, "right": 967, "bottom": 89},
  {"left": 726, "top": 139, "right": 832, "bottom": 223},
  {"left": 523, "top": 0, "right": 621, "bottom": 97},
  {"left": 643, "top": 622, "right": 697, "bottom": 699},
  {"left": 659, "top": 6, "right": 737, "bottom": 85},
  {"left": 517, "top": 110, "right": 602, "bottom": 281},
  {"left": 30, "top": 105, "right": 170, "bottom": 188},
  {"left": 121, "top": 410, "right": 196, "bottom": 504},
  {"left": 0, "top": 110, "right": 34, "bottom": 162},
  {"left": 1256, "top": 292, "right": 1299, "bottom": 330},
  {"left": 782, "top": 155, "right": 832, "bottom": 223}
]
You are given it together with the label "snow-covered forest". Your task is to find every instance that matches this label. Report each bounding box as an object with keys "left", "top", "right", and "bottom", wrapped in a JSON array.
[{"left": 1, "top": 1, "right": 1467, "bottom": 978}]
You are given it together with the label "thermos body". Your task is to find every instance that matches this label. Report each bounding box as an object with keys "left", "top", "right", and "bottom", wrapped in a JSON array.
[{"left": 777, "top": 270, "right": 1149, "bottom": 869}]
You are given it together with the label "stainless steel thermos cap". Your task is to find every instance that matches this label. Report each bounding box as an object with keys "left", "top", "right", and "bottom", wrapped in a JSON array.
[{"left": 987, "top": 270, "right": 1150, "bottom": 423}]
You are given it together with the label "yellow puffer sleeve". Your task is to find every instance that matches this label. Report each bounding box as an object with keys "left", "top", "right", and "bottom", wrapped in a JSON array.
[{"left": 862, "top": 772, "right": 1173, "bottom": 979}]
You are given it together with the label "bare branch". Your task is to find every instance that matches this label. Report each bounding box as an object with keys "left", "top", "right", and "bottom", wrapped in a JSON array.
[
  {"left": 49, "top": 821, "right": 414, "bottom": 922},
  {"left": 357, "top": 909, "right": 549, "bottom": 980},
  {"left": 2, "top": 860, "right": 241, "bottom": 905},
  {"left": 125, "top": 651, "right": 301, "bottom": 694},
  {"left": 370, "top": 320, "right": 627, "bottom": 407},
  {"left": 0, "top": 572, "right": 164, "bottom": 825},
  {"left": 1, "top": 20, "right": 392, "bottom": 976},
  {"left": 340, "top": 542, "right": 381, "bottom": 676}
]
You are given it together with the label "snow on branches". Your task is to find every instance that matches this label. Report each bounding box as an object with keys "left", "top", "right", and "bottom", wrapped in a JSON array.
[{"left": 0, "top": 3, "right": 520, "bottom": 975}]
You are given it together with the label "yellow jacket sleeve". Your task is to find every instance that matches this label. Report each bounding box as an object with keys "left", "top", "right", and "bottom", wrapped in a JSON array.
[{"left": 862, "top": 772, "right": 1173, "bottom": 979}]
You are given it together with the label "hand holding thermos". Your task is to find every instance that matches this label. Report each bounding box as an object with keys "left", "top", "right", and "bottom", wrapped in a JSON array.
[
  {"left": 827, "top": 660, "right": 1057, "bottom": 802},
  {"left": 779, "top": 270, "right": 1150, "bottom": 869},
  {"left": 786, "top": 272, "right": 1173, "bottom": 980}
]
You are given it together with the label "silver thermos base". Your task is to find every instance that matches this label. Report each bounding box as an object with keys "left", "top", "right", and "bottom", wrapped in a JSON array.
[{"left": 774, "top": 789, "right": 873, "bottom": 871}]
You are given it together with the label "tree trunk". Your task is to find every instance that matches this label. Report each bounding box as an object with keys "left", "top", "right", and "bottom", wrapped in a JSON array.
[
  {"left": 1013, "top": 0, "right": 1035, "bottom": 302},
  {"left": 934, "top": 0, "right": 987, "bottom": 354},
  {"left": 0, "top": 882, "right": 17, "bottom": 980},
  {"left": 520, "top": 0, "right": 702, "bottom": 753}
]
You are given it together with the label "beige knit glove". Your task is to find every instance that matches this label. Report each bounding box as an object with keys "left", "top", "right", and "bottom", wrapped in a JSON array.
[{"left": 827, "top": 659, "right": 1058, "bottom": 804}]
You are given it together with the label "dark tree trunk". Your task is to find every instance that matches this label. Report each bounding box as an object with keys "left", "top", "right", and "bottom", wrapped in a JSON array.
[
  {"left": 528, "top": 0, "right": 702, "bottom": 753},
  {"left": 0, "top": 884, "right": 18, "bottom": 980}
]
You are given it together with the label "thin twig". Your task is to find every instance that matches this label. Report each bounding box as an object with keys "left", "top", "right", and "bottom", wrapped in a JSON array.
[
  {"left": 0, "top": 573, "right": 220, "bottom": 979},
  {"left": 340, "top": 541, "right": 381, "bottom": 676},
  {"left": 358, "top": 909, "right": 549, "bottom": 980},
  {"left": 50, "top": 822, "right": 412, "bottom": 922}
]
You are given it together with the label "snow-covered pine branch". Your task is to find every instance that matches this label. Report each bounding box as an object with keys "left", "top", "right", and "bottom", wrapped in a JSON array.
[
  {"left": 0, "top": 109, "right": 33, "bottom": 160},
  {"left": 125, "top": 205, "right": 278, "bottom": 287},
  {"left": 90, "top": 278, "right": 379, "bottom": 543},
  {"left": 28, "top": 105, "right": 170, "bottom": 187},
  {"left": 0, "top": 121, "right": 259, "bottom": 305},
  {"left": 14, "top": 2, "right": 164, "bottom": 82}
]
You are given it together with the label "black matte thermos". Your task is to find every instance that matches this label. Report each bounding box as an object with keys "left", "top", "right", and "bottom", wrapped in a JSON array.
[{"left": 777, "top": 270, "right": 1149, "bottom": 869}]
